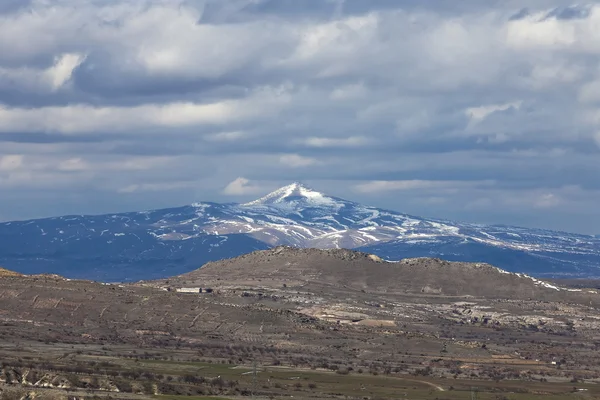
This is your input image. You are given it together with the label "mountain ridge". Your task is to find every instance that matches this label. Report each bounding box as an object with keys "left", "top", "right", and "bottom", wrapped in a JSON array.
[
  {"left": 1, "top": 182, "right": 599, "bottom": 281},
  {"left": 1, "top": 182, "right": 593, "bottom": 239}
]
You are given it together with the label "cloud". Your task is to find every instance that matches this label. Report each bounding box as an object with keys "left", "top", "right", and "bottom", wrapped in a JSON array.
[
  {"left": 301, "top": 136, "right": 368, "bottom": 148},
  {"left": 222, "top": 177, "right": 263, "bottom": 195},
  {"left": 504, "top": 6, "right": 600, "bottom": 51},
  {"left": 204, "top": 131, "right": 248, "bottom": 142},
  {"left": 578, "top": 79, "right": 600, "bottom": 103},
  {"left": 0, "top": 155, "right": 23, "bottom": 171},
  {"left": 0, "top": 0, "right": 600, "bottom": 233},
  {"left": 0, "top": 86, "right": 291, "bottom": 134},
  {"left": 118, "top": 181, "right": 197, "bottom": 194},
  {"left": 46, "top": 53, "right": 86, "bottom": 91},
  {"left": 534, "top": 193, "right": 562, "bottom": 208},
  {"left": 500, "top": 189, "right": 567, "bottom": 210},
  {"left": 0, "top": 53, "right": 85, "bottom": 95},
  {"left": 355, "top": 180, "right": 443, "bottom": 193},
  {"left": 57, "top": 158, "right": 89, "bottom": 172},
  {"left": 466, "top": 101, "right": 523, "bottom": 125},
  {"left": 279, "top": 154, "right": 320, "bottom": 167},
  {"left": 330, "top": 82, "right": 367, "bottom": 100},
  {"left": 354, "top": 180, "right": 493, "bottom": 193}
]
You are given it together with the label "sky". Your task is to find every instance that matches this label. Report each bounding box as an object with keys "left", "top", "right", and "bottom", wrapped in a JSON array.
[{"left": 1, "top": 0, "right": 600, "bottom": 234}]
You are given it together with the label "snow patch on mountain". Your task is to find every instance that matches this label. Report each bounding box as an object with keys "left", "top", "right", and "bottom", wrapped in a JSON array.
[
  {"left": 491, "top": 266, "right": 584, "bottom": 292},
  {"left": 241, "top": 182, "right": 345, "bottom": 211}
]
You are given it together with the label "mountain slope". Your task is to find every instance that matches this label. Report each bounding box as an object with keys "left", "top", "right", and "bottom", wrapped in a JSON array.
[{"left": 1, "top": 182, "right": 599, "bottom": 281}]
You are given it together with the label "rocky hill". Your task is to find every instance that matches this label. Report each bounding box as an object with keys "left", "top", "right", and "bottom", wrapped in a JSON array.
[
  {"left": 172, "top": 247, "right": 594, "bottom": 302},
  {"left": 1, "top": 182, "right": 599, "bottom": 281}
]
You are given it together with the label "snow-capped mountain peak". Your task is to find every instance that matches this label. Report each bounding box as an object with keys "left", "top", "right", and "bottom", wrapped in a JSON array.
[
  {"left": 1, "top": 182, "right": 600, "bottom": 281},
  {"left": 241, "top": 182, "right": 345, "bottom": 210}
]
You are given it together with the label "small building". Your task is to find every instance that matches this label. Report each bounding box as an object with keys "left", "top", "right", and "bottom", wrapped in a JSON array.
[
  {"left": 176, "top": 287, "right": 202, "bottom": 293},
  {"left": 174, "top": 287, "right": 214, "bottom": 294}
]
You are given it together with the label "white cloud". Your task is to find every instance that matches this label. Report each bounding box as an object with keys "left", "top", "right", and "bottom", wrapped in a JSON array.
[
  {"left": 534, "top": 193, "right": 561, "bottom": 208},
  {"left": 118, "top": 181, "right": 196, "bottom": 193},
  {"left": 355, "top": 180, "right": 451, "bottom": 193},
  {"left": 466, "top": 101, "right": 523, "bottom": 125},
  {"left": 285, "top": 14, "right": 379, "bottom": 73},
  {"left": 0, "top": 53, "right": 85, "bottom": 93},
  {"left": 354, "top": 180, "right": 496, "bottom": 194},
  {"left": 222, "top": 177, "right": 263, "bottom": 195},
  {"left": 0, "top": 2, "right": 292, "bottom": 79},
  {"left": 58, "top": 157, "right": 171, "bottom": 172},
  {"left": 330, "top": 82, "right": 367, "bottom": 100},
  {"left": 0, "top": 87, "right": 290, "bottom": 134},
  {"left": 279, "top": 154, "right": 319, "bottom": 167},
  {"left": 499, "top": 189, "right": 569, "bottom": 210},
  {"left": 578, "top": 79, "right": 600, "bottom": 103},
  {"left": 302, "top": 136, "right": 367, "bottom": 148},
  {"left": 505, "top": 14, "right": 577, "bottom": 50},
  {"left": 526, "top": 60, "right": 583, "bottom": 89},
  {"left": 57, "top": 158, "right": 89, "bottom": 172},
  {"left": 126, "top": 6, "right": 296, "bottom": 79},
  {"left": 46, "top": 53, "right": 86, "bottom": 90},
  {"left": 504, "top": 7, "right": 600, "bottom": 53},
  {"left": 205, "top": 131, "right": 248, "bottom": 142},
  {"left": 3, "top": 155, "right": 174, "bottom": 175},
  {"left": 0, "top": 155, "right": 23, "bottom": 171}
]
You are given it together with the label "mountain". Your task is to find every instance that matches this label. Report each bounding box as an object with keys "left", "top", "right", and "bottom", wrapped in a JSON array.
[{"left": 1, "top": 182, "right": 599, "bottom": 281}]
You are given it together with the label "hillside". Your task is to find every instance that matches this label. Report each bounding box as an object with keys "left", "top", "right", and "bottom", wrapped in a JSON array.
[
  {"left": 1, "top": 182, "right": 599, "bottom": 281},
  {"left": 172, "top": 247, "right": 592, "bottom": 302},
  {"left": 0, "top": 267, "right": 21, "bottom": 277}
]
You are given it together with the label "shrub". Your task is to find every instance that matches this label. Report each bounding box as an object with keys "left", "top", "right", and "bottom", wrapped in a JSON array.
[
  {"left": 114, "top": 378, "right": 133, "bottom": 393},
  {"left": 0, "top": 387, "right": 26, "bottom": 400}
]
